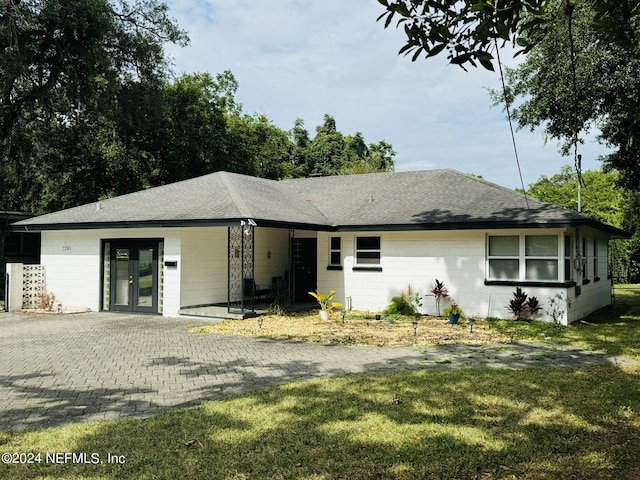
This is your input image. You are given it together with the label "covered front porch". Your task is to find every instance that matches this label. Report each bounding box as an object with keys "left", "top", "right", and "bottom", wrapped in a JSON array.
[{"left": 177, "top": 224, "right": 318, "bottom": 320}]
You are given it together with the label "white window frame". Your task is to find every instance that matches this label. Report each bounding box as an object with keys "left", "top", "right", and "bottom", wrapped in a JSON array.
[
  {"left": 593, "top": 238, "right": 599, "bottom": 280},
  {"left": 487, "top": 233, "right": 564, "bottom": 282},
  {"left": 355, "top": 236, "right": 381, "bottom": 266},
  {"left": 564, "top": 234, "right": 572, "bottom": 281},
  {"left": 582, "top": 237, "right": 588, "bottom": 281},
  {"left": 487, "top": 235, "right": 520, "bottom": 281},
  {"left": 329, "top": 236, "right": 341, "bottom": 267}
]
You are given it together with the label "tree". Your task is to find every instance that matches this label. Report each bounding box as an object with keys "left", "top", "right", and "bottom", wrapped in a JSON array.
[
  {"left": 224, "top": 114, "right": 293, "bottom": 179},
  {"left": 116, "top": 73, "right": 228, "bottom": 188},
  {"left": 525, "top": 166, "right": 640, "bottom": 282},
  {"left": 0, "top": 0, "right": 186, "bottom": 139},
  {"left": 377, "top": 0, "right": 640, "bottom": 71},
  {"left": 297, "top": 115, "right": 396, "bottom": 177},
  {"left": 339, "top": 140, "right": 396, "bottom": 175},
  {"left": 489, "top": 0, "right": 640, "bottom": 190},
  {"left": 307, "top": 114, "right": 347, "bottom": 175},
  {"left": 0, "top": 0, "right": 187, "bottom": 211}
]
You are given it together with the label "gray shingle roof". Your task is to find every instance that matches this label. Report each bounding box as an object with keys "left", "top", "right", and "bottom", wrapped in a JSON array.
[{"left": 12, "top": 169, "right": 627, "bottom": 236}]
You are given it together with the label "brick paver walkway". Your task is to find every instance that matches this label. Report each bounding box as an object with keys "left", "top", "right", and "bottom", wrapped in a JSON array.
[{"left": 0, "top": 311, "right": 630, "bottom": 431}]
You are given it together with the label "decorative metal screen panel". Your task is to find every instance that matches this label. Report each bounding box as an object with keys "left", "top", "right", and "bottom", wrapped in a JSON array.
[
  {"left": 228, "top": 224, "right": 255, "bottom": 313},
  {"left": 22, "top": 265, "right": 45, "bottom": 309},
  {"left": 158, "top": 242, "right": 164, "bottom": 314},
  {"left": 103, "top": 242, "right": 110, "bottom": 310}
]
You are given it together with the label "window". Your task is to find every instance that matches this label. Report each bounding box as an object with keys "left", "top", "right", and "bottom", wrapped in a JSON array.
[
  {"left": 582, "top": 237, "right": 588, "bottom": 281},
  {"left": 355, "top": 236, "right": 381, "bottom": 266},
  {"left": 593, "top": 238, "right": 599, "bottom": 279},
  {"left": 329, "top": 237, "right": 341, "bottom": 266},
  {"left": 525, "top": 235, "right": 558, "bottom": 281},
  {"left": 488, "top": 235, "right": 519, "bottom": 280},
  {"left": 564, "top": 234, "right": 572, "bottom": 281},
  {"left": 487, "top": 234, "right": 561, "bottom": 282}
]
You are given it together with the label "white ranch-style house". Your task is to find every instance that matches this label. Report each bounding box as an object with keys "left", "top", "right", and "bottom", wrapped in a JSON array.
[{"left": 10, "top": 169, "right": 628, "bottom": 324}]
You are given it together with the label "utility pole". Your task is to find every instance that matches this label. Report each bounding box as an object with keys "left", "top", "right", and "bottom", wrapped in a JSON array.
[{"left": 576, "top": 154, "right": 582, "bottom": 213}]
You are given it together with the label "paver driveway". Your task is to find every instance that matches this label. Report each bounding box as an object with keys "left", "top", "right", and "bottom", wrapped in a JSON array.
[{"left": 0, "top": 311, "right": 628, "bottom": 431}]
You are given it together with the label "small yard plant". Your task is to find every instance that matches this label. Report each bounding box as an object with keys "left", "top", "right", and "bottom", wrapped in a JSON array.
[
  {"left": 384, "top": 284, "right": 422, "bottom": 318},
  {"left": 308, "top": 290, "right": 342, "bottom": 311},
  {"left": 429, "top": 278, "right": 448, "bottom": 316},
  {"left": 35, "top": 292, "right": 57, "bottom": 311},
  {"left": 269, "top": 277, "right": 290, "bottom": 315},
  {"left": 443, "top": 299, "right": 463, "bottom": 317},
  {"left": 506, "top": 287, "right": 542, "bottom": 321}
]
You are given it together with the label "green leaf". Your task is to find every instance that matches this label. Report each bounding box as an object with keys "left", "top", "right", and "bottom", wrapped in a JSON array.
[
  {"left": 470, "top": 3, "right": 491, "bottom": 13},
  {"left": 479, "top": 57, "right": 495, "bottom": 71},
  {"left": 395, "top": 1, "right": 411, "bottom": 17},
  {"left": 426, "top": 43, "right": 447, "bottom": 58}
]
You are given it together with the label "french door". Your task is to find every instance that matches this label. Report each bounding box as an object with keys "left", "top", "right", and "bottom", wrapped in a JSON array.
[{"left": 109, "top": 241, "right": 159, "bottom": 313}]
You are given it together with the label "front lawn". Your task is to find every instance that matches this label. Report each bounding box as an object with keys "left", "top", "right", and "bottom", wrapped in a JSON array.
[
  {"left": 1, "top": 286, "right": 638, "bottom": 479},
  {"left": 488, "top": 286, "right": 640, "bottom": 361},
  {"left": 1, "top": 366, "right": 639, "bottom": 479}
]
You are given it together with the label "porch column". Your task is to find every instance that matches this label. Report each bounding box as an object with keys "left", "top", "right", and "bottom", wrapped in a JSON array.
[{"left": 228, "top": 222, "right": 255, "bottom": 314}]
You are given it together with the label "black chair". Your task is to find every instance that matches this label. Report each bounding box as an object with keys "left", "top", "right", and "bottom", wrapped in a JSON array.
[{"left": 244, "top": 278, "right": 270, "bottom": 301}]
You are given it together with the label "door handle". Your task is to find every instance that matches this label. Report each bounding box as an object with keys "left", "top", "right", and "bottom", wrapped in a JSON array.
[{"left": 128, "top": 275, "right": 133, "bottom": 285}]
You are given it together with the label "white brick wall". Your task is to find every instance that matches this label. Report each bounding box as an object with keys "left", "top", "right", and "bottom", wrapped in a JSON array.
[
  {"left": 317, "top": 228, "right": 612, "bottom": 325},
  {"left": 180, "top": 228, "right": 227, "bottom": 307},
  {"left": 40, "top": 228, "right": 182, "bottom": 315},
  {"left": 37, "top": 225, "right": 613, "bottom": 324}
]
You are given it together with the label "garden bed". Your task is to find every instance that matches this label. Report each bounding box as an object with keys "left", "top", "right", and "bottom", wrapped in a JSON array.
[{"left": 191, "top": 311, "right": 511, "bottom": 347}]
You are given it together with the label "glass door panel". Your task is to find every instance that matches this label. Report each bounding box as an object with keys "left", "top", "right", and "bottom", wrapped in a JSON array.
[
  {"left": 114, "top": 249, "right": 131, "bottom": 306},
  {"left": 109, "top": 241, "right": 158, "bottom": 313},
  {"left": 137, "top": 247, "right": 154, "bottom": 308}
]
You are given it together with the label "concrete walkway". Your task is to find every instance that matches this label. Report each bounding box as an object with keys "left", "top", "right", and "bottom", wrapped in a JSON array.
[{"left": 0, "top": 311, "right": 631, "bottom": 431}]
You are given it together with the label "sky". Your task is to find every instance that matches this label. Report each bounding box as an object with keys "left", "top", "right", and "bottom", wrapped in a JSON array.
[{"left": 163, "top": 0, "right": 608, "bottom": 190}]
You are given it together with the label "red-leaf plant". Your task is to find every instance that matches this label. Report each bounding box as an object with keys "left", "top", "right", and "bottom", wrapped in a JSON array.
[
  {"left": 507, "top": 287, "right": 542, "bottom": 321},
  {"left": 430, "top": 279, "right": 449, "bottom": 317}
]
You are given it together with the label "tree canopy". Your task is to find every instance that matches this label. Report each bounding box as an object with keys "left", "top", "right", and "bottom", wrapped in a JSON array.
[
  {"left": 525, "top": 166, "right": 640, "bottom": 282},
  {"left": 377, "top": 0, "right": 640, "bottom": 71},
  {"left": 0, "top": 0, "right": 187, "bottom": 211},
  {"left": 1, "top": 2, "right": 395, "bottom": 215},
  {"left": 488, "top": 0, "right": 640, "bottom": 190}
]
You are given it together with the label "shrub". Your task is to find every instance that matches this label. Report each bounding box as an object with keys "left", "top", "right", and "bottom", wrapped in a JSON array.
[
  {"left": 269, "top": 278, "right": 290, "bottom": 315},
  {"left": 36, "top": 292, "right": 57, "bottom": 312},
  {"left": 384, "top": 284, "right": 422, "bottom": 317},
  {"left": 506, "top": 287, "right": 542, "bottom": 321},
  {"left": 384, "top": 295, "right": 418, "bottom": 317}
]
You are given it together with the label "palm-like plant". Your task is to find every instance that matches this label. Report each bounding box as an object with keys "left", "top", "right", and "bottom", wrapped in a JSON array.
[
  {"left": 430, "top": 279, "right": 449, "bottom": 317},
  {"left": 308, "top": 290, "right": 342, "bottom": 311}
]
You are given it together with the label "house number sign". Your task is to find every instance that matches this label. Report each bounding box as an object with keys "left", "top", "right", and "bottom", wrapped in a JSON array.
[{"left": 62, "top": 245, "right": 72, "bottom": 252}]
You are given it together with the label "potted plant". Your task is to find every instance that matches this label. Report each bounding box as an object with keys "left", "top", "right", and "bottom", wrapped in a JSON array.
[
  {"left": 308, "top": 290, "right": 343, "bottom": 321},
  {"left": 443, "top": 299, "right": 463, "bottom": 324}
]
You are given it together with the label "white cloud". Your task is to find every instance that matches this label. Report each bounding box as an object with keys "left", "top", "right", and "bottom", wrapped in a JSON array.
[{"left": 164, "top": 0, "right": 610, "bottom": 189}]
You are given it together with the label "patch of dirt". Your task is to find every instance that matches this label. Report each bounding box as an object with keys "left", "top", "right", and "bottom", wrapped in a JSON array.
[{"left": 191, "top": 312, "right": 511, "bottom": 347}]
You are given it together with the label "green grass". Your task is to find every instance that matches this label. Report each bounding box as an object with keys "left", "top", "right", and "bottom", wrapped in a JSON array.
[
  {"left": 488, "top": 286, "right": 640, "bottom": 361},
  {"left": 1, "top": 367, "right": 639, "bottom": 479},
  {"left": 1, "top": 285, "right": 639, "bottom": 479}
]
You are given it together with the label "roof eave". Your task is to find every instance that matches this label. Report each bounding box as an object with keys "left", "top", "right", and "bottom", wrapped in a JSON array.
[
  {"left": 334, "top": 219, "right": 630, "bottom": 237},
  {"left": 10, "top": 218, "right": 335, "bottom": 232}
]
